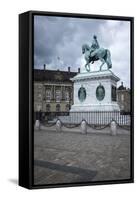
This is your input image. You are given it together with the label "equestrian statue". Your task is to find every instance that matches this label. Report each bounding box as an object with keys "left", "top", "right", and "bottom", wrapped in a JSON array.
[{"left": 82, "top": 35, "right": 112, "bottom": 72}]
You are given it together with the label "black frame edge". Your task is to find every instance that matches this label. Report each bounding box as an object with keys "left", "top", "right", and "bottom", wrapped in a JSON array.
[
  {"left": 130, "top": 17, "right": 134, "bottom": 182},
  {"left": 19, "top": 12, "right": 32, "bottom": 189},
  {"left": 24, "top": 10, "right": 134, "bottom": 20}
]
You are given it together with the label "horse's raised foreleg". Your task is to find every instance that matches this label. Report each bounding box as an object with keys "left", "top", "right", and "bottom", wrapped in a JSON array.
[
  {"left": 85, "top": 55, "right": 91, "bottom": 72},
  {"left": 87, "top": 63, "right": 90, "bottom": 72}
]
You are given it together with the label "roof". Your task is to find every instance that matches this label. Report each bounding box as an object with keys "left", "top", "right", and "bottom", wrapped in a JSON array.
[
  {"left": 117, "top": 85, "right": 126, "bottom": 90},
  {"left": 117, "top": 82, "right": 126, "bottom": 90},
  {"left": 34, "top": 69, "right": 77, "bottom": 82}
]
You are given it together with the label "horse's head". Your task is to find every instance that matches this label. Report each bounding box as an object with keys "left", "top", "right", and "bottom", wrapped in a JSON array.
[{"left": 82, "top": 44, "right": 90, "bottom": 54}]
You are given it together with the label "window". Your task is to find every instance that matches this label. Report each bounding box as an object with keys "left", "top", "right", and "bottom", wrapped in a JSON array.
[
  {"left": 46, "top": 104, "right": 50, "bottom": 112},
  {"left": 37, "top": 93, "right": 42, "bottom": 101},
  {"left": 46, "top": 89, "right": 51, "bottom": 101},
  {"left": 55, "top": 90, "right": 61, "bottom": 102},
  {"left": 65, "top": 104, "right": 70, "bottom": 111},
  {"left": 56, "top": 104, "right": 60, "bottom": 112},
  {"left": 65, "top": 90, "right": 69, "bottom": 101}
]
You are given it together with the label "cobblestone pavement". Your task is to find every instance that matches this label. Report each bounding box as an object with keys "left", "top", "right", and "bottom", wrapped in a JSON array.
[{"left": 34, "top": 128, "right": 131, "bottom": 185}]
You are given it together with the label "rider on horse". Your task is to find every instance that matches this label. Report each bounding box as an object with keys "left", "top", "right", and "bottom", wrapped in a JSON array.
[
  {"left": 82, "top": 35, "right": 112, "bottom": 72},
  {"left": 90, "top": 35, "right": 100, "bottom": 63}
]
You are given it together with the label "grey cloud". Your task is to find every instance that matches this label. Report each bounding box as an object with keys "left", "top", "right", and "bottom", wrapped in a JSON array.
[
  {"left": 34, "top": 16, "right": 130, "bottom": 87},
  {"left": 34, "top": 16, "right": 103, "bottom": 68}
]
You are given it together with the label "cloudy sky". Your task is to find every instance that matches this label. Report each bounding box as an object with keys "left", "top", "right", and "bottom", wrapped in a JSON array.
[{"left": 34, "top": 15, "right": 131, "bottom": 88}]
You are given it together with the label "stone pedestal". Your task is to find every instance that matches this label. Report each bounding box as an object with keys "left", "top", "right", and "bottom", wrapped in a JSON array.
[{"left": 70, "top": 70, "right": 120, "bottom": 112}]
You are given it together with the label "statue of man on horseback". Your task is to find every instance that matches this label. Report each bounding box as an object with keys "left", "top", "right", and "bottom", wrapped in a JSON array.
[{"left": 82, "top": 35, "right": 112, "bottom": 72}]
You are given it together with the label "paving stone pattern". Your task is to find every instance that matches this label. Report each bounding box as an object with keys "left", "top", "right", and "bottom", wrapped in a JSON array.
[{"left": 34, "top": 128, "right": 131, "bottom": 185}]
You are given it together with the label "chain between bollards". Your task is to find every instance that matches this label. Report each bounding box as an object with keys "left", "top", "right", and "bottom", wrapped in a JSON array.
[{"left": 36, "top": 118, "right": 129, "bottom": 136}]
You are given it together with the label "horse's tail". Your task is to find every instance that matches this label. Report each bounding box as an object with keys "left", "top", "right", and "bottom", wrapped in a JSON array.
[{"left": 106, "top": 49, "right": 112, "bottom": 69}]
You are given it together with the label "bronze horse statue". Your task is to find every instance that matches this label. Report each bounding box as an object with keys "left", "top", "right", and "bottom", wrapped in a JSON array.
[{"left": 82, "top": 43, "right": 112, "bottom": 72}]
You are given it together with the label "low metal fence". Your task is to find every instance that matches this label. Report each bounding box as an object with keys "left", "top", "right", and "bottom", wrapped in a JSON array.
[{"left": 34, "top": 111, "right": 131, "bottom": 127}]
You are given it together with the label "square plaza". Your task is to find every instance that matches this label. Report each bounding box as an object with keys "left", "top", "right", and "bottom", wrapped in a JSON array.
[{"left": 34, "top": 127, "right": 130, "bottom": 185}]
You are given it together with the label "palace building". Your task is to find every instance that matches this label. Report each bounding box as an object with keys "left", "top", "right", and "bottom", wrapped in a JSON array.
[{"left": 34, "top": 66, "right": 79, "bottom": 114}]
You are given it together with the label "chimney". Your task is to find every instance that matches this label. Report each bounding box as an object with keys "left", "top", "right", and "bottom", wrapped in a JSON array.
[
  {"left": 68, "top": 66, "right": 71, "bottom": 72},
  {"left": 78, "top": 68, "right": 80, "bottom": 73},
  {"left": 43, "top": 64, "right": 46, "bottom": 71}
]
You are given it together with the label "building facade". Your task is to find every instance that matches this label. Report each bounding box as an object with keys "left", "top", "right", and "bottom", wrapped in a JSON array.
[
  {"left": 34, "top": 68, "right": 130, "bottom": 117},
  {"left": 34, "top": 67, "right": 78, "bottom": 115},
  {"left": 117, "top": 82, "right": 130, "bottom": 113}
]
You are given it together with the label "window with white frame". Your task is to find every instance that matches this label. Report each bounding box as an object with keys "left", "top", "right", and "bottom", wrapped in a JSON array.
[
  {"left": 55, "top": 90, "right": 61, "bottom": 102},
  {"left": 46, "top": 89, "right": 51, "bottom": 101}
]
